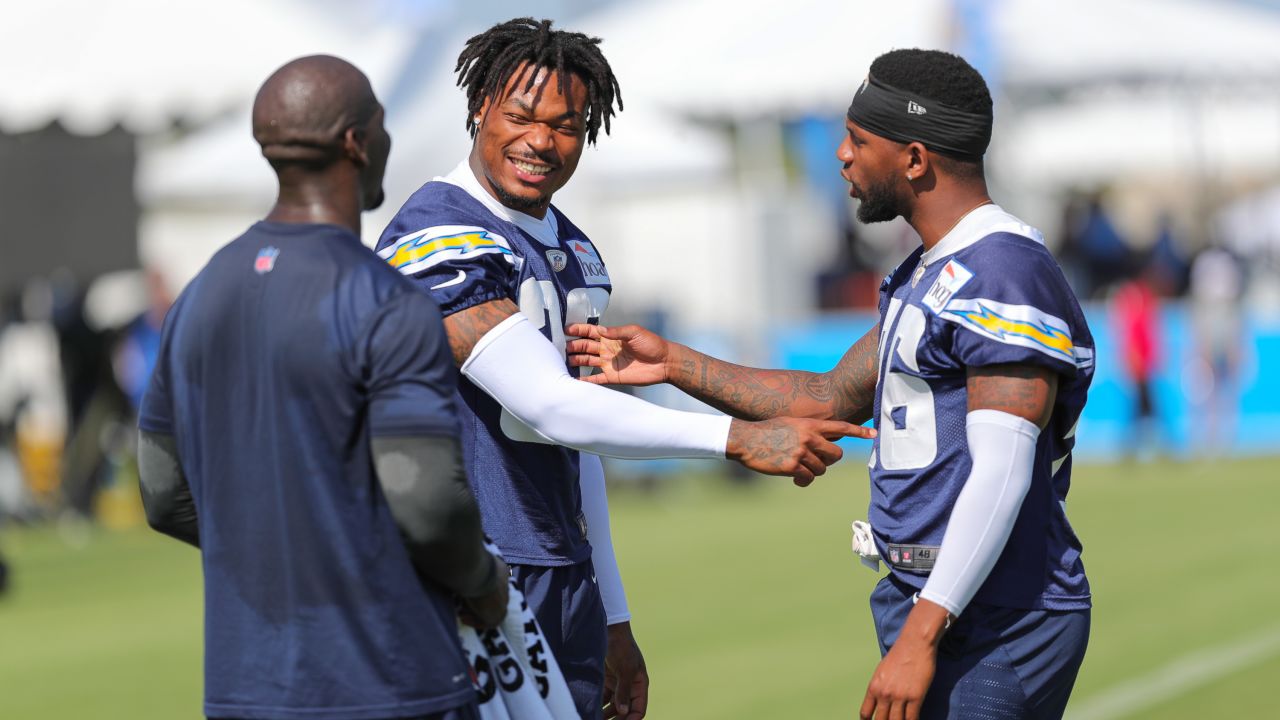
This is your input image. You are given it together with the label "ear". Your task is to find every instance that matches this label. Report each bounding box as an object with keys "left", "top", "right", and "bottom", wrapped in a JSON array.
[
  {"left": 343, "top": 125, "right": 369, "bottom": 168},
  {"left": 904, "top": 141, "right": 929, "bottom": 182},
  {"left": 474, "top": 95, "right": 494, "bottom": 128}
]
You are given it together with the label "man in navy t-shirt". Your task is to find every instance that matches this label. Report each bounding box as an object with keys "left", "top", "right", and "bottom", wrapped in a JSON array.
[{"left": 137, "top": 56, "right": 506, "bottom": 720}]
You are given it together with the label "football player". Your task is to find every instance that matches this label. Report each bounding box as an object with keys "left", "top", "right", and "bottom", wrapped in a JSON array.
[
  {"left": 568, "top": 49, "right": 1094, "bottom": 720},
  {"left": 376, "top": 18, "right": 872, "bottom": 720}
]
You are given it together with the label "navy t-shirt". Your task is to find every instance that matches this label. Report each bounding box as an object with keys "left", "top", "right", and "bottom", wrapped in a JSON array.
[{"left": 139, "top": 222, "right": 474, "bottom": 719}]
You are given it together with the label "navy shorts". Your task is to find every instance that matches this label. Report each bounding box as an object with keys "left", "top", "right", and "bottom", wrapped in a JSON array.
[
  {"left": 511, "top": 560, "right": 608, "bottom": 720},
  {"left": 212, "top": 704, "right": 480, "bottom": 720},
  {"left": 870, "top": 573, "right": 1090, "bottom": 719}
]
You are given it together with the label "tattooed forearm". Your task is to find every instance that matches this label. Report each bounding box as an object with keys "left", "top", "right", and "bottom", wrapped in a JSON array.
[
  {"left": 966, "top": 364, "right": 1059, "bottom": 428},
  {"left": 442, "top": 298, "right": 521, "bottom": 367},
  {"left": 824, "top": 325, "right": 880, "bottom": 424},
  {"left": 668, "top": 324, "right": 880, "bottom": 423}
]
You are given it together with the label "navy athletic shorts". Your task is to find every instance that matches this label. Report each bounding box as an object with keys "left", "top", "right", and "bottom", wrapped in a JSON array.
[
  {"left": 511, "top": 560, "right": 608, "bottom": 720},
  {"left": 870, "top": 573, "right": 1090, "bottom": 719},
  {"left": 212, "top": 704, "right": 479, "bottom": 720}
]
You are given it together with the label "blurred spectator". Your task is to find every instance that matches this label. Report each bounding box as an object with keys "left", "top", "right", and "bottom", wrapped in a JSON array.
[
  {"left": 1061, "top": 190, "right": 1134, "bottom": 298},
  {"left": 1188, "top": 246, "right": 1246, "bottom": 455},
  {"left": 1148, "top": 212, "right": 1191, "bottom": 296},
  {"left": 113, "top": 270, "right": 172, "bottom": 413},
  {"left": 1111, "top": 269, "right": 1163, "bottom": 458},
  {"left": 0, "top": 281, "right": 67, "bottom": 510},
  {"left": 51, "top": 278, "right": 129, "bottom": 519},
  {"left": 815, "top": 223, "right": 882, "bottom": 309}
]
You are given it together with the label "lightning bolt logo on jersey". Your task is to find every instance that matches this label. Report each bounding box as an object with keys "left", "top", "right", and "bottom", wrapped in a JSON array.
[
  {"left": 375, "top": 165, "right": 611, "bottom": 567},
  {"left": 869, "top": 205, "right": 1094, "bottom": 611}
]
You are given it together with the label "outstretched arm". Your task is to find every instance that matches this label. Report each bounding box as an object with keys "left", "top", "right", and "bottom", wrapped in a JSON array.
[
  {"left": 450, "top": 301, "right": 873, "bottom": 485},
  {"left": 567, "top": 323, "right": 881, "bottom": 424}
]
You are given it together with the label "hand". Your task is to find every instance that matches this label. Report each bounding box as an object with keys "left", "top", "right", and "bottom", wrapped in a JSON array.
[
  {"left": 566, "top": 323, "right": 672, "bottom": 386},
  {"left": 859, "top": 599, "right": 949, "bottom": 720},
  {"left": 726, "top": 417, "right": 876, "bottom": 486},
  {"left": 603, "top": 621, "right": 649, "bottom": 719},
  {"left": 458, "top": 557, "right": 510, "bottom": 630}
]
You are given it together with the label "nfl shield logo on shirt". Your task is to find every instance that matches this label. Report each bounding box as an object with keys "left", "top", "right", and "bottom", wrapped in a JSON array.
[
  {"left": 254, "top": 247, "right": 280, "bottom": 274},
  {"left": 546, "top": 249, "right": 568, "bottom": 272}
]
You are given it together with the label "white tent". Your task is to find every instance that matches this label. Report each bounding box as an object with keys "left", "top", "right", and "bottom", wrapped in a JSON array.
[
  {"left": 574, "top": 0, "right": 950, "bottom": 117},
  {"left": 998, "top": 0, "right": 1280, "bottom": 90},
  {"left": 994, "top": 88, "right": 1280, "bottom": 186},
  {"left": 0, "top": 0, "right": 410, "bottom": 135}
]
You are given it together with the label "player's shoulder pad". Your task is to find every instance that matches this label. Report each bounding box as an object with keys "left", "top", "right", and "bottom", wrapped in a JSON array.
[{"left": 933, "top": 233, "right": 1087, "bottom": 369}]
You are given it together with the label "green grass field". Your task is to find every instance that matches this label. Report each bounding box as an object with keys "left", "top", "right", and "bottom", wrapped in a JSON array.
[{"left": 1, "top": 455, "right": 1277, "bottom": 719}]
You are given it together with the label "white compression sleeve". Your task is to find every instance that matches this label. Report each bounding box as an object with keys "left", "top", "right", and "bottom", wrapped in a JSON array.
[
  {"left": 461, "top": 314, "right": 732, "bottom": 459},
  {"left": 579, "top": 452, "right": 630, "bottom": 624},
  {"left": 918, "top": 409, "right": 1040, "bottom": 617}
]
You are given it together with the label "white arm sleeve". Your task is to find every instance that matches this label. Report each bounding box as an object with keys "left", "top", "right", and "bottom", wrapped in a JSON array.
[
  {"left": 461, "top": 314, "right": 732, "bottom": 459},
  {"left": 918, "top": 409, "right": 1040, "bottom": 617},
  {"left": 579, "top": 452, "right": 630, "bottom": 624}
]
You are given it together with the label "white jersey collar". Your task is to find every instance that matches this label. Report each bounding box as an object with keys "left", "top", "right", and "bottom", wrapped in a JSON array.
[
  {"left": 920, "top": 204, "right": 1045, "bottom": 266},
  {"left": 439, "top": 159, "right": 560, "bottom": 248}
]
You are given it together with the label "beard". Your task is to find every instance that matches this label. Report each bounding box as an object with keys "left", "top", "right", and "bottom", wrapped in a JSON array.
[
  {"left": 490, "top": 181, "right": 548, "bottom": 214},
  {"left": 853, "top": 176, "right": 904, "bottom": 224}
]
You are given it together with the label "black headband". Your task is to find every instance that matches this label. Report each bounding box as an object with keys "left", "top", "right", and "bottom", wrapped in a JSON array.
[{"left": 846, "top": 74, "right": 991, "bottom": 160}]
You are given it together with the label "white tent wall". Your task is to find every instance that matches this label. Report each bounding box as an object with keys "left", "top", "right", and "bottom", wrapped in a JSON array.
[
  {"left": 0, "top": 0, "right": 408, "bottom": 135},
  {"left": 139, "top": 206, "right": 269, "bottom": 297}
]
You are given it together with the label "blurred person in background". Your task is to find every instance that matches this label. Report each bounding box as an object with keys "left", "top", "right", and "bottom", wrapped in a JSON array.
[
  {"left": 0, "top": 281, "right": 68, "bottom": 512},
  {"left": 570, "top": 49, "right": 1094, "bottom": 720},
  {"left": 51, "top": 271, "right": 131, "bottom": 520},
  {"left": 1188, "top": 244, "right": 1246, "bottom": 454},
  {"left": 137, "top": 55, "right": 506, "bottom": 720},
  {"left": 112, "top": 269, "right": 172, "bottom": 414},
  {"left": 375, "top": 17, "right": 868, "bottom": 720},
  {"left": 1061, "top": 190, "right": 1132, "bottom": 299},
  {"left": 1110, "top": 265, "right": 1163, "bottom": 459}
]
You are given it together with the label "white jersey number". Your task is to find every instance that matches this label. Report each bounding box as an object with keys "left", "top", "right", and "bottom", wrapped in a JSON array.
[
  {"left": 877, "top": 298, "right": 938, "bottom": 470},
  {"left": 500, "top": 279, "right": 610, "bottom": 444}
]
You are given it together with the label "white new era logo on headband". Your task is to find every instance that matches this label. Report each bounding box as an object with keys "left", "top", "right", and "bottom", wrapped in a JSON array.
[{"left": 908, "top": 101, "right": 927, "bottom": 115}]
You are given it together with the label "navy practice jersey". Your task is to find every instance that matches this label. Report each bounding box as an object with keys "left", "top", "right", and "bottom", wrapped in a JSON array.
[
  {"left": 868, "top": 205, "right": 1094, "bottom": 611},
  {"left": 376, "top": 161, "right": 611, "bottom": 567},
  {"left": 139, "top": 222, "right": 474, "bottom": 719}
]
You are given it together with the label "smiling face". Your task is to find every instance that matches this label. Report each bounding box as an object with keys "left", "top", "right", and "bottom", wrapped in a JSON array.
[
  {"left": 470, "top": 63, "right": 589, "bottom": 218},
  {"left": 837, "top": 118, "right": 909, "bottom": 224}
]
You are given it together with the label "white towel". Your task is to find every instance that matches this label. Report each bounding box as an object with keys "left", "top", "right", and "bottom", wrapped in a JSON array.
[
  {"left": 459, "top": 581, "right": 578, "bottom": 719},
  {"left": 852, "top": 520, "right": 881, "bottom": 572}
]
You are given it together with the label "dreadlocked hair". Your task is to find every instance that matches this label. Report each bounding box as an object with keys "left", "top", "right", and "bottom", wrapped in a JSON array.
[{"left": 455, "top": 17, "right": 622, "bottom": 145}]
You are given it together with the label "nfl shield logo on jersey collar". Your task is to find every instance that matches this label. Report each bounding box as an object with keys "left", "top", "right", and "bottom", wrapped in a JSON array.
[{"left": 546, "top": 249, "right": 568, "bottom": 272}]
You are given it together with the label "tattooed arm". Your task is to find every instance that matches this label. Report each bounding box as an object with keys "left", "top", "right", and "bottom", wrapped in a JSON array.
[
  {"left": 966, "top": 363, "right": 1058, "bottom": 428},
  {"left": 566, "top": 323, "right": 881, "bottom": 424},
  {"left": 446, "top": 301, "right": 871, "bottom": 484},
  {"left": 442, "top": 299, "right": 523, "bottom": 367}
]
